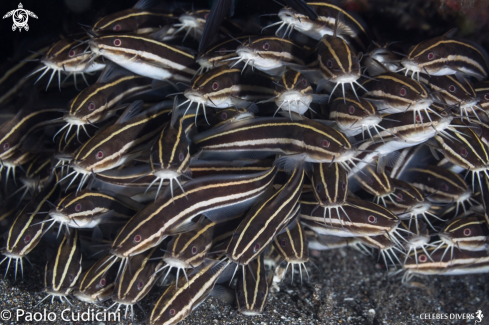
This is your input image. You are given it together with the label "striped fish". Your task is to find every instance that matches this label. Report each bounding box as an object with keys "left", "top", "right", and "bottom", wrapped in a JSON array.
[
  {"left": 236, "top": 255, "right": 271, "bottom": 316},
  {"left": 401, "top": 28, "right": 489, "bottom": 81}
]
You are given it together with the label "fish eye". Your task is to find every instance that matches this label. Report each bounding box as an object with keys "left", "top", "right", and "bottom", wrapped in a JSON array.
[
  {"left": 169, "top": 308, "right": 176, "bottom": 316},
  {"left": 219, "top": 47, "right": 227, "bottom": 55},
  {"left": 24, "top": 235, "right": 31, "bottom": 243},
  {"left": 396, "top": 193, "right": 403, "bottom": 202},
  {"left": 440, "top": 183, "right": 449, "bottom": 191},
  {"left": 280, "top": 239, "right": 287, "bottom": 247},
  {"left": 69, "top": 274, "right": 74, "bottom": 282},
  {"left": 485, "top": 94, "right": 489, "bottom": 101},
  {"left": 253, "top": 243, "right": 261, "bottom": 252},
  {"left": 326, "top": 59, "right": 333, "bottom": 69},
  {"left": 68, "top": 50, "right": 75, "bottom": 57},
  {"left": 75, "top": 203, "right": 82, "bottom": 212},
  {"left": 418, "top": 254, "right": 427, "bottom": 262},
  {"left": 237, "top": 291, "right": 242, "bottom": 298},
  {"left": 221, "top": 112, "right": 228, "bottom": 120},
  {"left": 88, "top": 102, "right": 95, "bottom": 111},
  {"left": 322, "top": 139, "right": 330, "bottom": 148},
  {"left": 342, "top": 182, "right": 346, "bottom": 191},
  {"left": 3, "top": 143, "right": 9, "bottom": 151},
  {"left": 460, "top": 147, "right": 468, "bottom": 157},
  {"left": 178, "top": 152, "right": 184, "bottom": 162},
  {"left": 315, "top": 183, "right": 323, "bottom": 193},
  {"left": 262, "top": 42, "right": 270, "bottom": 50},
  {"left": 95, "top": 150, "right": 104, "bottom": 160},
  {"left": 204, "top": 13, "right": 209, "bottom": 19},
  {"left": 367, "top": 215, "right": 377, "bottom": 223},
  {"left": 399, "top": 87, "right": 407, "bottom": 96},
  {"left": 348, "top": 105, "right": 355, "bottom": 114},
  {"left": 99, "top": 278, "right": 106, "bottom": 286},
  {"left": 113, "top": 39, "right": 122, "bottom": 46},
  {"left": 212, "top": 81, "right": 219, "bottom": 91},
  {"left": 137, "top": 280, "right": 144, "bottom": 290},
  {"left": 367, "top": 178, "right": 373, "bottom": 185},
  {"left": 463, "top": 228, "right": 472, "bottom": 236},
  {"left": 427, "top": 52, "right": 434, "bottom": 60},
  {"left": 260, "top": 291, "right": 265, "bottom": 299},
  {"left": 415, "top": 114, "right": 423, "bottom": 122},
  {"left": 448, "top": 85, "right": 456, "bottom": 92},
  {"left": 113, "top": 24, "right": 121, "bottom": 31},
  {"left": 191, "top": 245, "right": 198, "bottom": 254},
  {"left": 133, "top": 234, "right": 142, "bottom": 243},
  {"left": 302, "top": 78, "right": 307, "bottom": 86}
]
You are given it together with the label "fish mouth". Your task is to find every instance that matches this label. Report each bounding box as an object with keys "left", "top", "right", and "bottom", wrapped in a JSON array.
[
  {"left": 88, "top": 39, "right": 101, "bottom": 56},
  {"left": 63, "top": 114, "right": 86, "bottom": 126},
  {"left": 334, "top": 74, "right": 361, "bottom": 84},
  {"left": 278, "top": 7, "right": 298, "bottom": 24},
  {"left": 154, "top": 169, "right": 181, "bottom": 179},
  {"left": 49, "top": 210, "right": 71, "bottom": 224},
  {"left": 238, "top": 309, "right": 263, "bottom": 316},
  {"left": 183, "top": 89, "right": 207, "bottom": 104},
  {"left": 412, "top": 98, "right": 434, "bottom": 111},
  {"left": 163, "top": 257, "right": 190, "bottom": 269},
  {"left": 179, "top": 14, "right": 201, "bottom": 28},
  {"left": 438, "top": 232, "right": 455, "bottom": 246},
  {"left": 236, "top": 46, "right": 257, "bottom": 61},
  {"left": 0, "top": 249, "right": 22, "bottom": 259},
  {"left": 360, "top": 115, "right": 382, "bottom": 127},
  {"left": 72, "top": 290, "right": 97, "bottom": 303},
  {"left": 401, "top": 57, "right": 421, "bottom": 72}
]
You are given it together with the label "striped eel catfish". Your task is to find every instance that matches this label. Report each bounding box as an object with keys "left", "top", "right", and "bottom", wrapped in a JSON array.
[
  {"left": 193, "top": 117, "right": 356, "bottom": 167},
  {"left": 196, "top": 36, "right": 251, "bottom": 74},
  {"left": 66, "top": 100, "right": 172, "bottom": 193},
  {"left": 236, "top": 255, "right": 271, "bottom": 316},
  {"left": 0, "top": 106, "right": 63, "bottom": 160},
  {"left": 309, "top": 162, "right": 349, "bottom": 225},
  {"left": 401, "top": 246, "right": 489, "bottom": 285},
  {"left": 88, "top": 33, "right": 198, "bottom": 82},
  {"left": 182, "top": 65, "right": 275, "bottom": 122},
  {"left": 300, "top": 197, "right": 401, "bottom": 238},
  {"left": 1, "top": 172, "right": 60, "bottom": 279},
  {"left": 231, "top": 36, "right": 307, "bottom": 76},
  {"left": 268, "top": 2, "right": 370, "bottom": 52},
  {"left": 47, "top": 189, "right": 143, "bottom": 234},
  {"left": 397, "top": 220, "right": 433, "bottom": 265},
  {"left": 149, "top": 259, "right": 231, "bottom": 325},
  {"left": 433, "top": 123, "right": 489, "bottom": 191},
  {"left": 383, "top": 180, "right": 432, "bottom": 222},
  {"left": 73, "top": 254, "right": 120, "bottom": 304},
  {"left": 9, "top": 154, "right": 53, "bottom": 202},
  {"left": 109, "top": 167, "right": 277, "bottom": 266},
  {"left": 316, "top": 18, "right": 364, "bottom": 102},
  {"left": 355, "top": 234, "right": 403, "bottom": 270},
  {"left": 329, "top": 93, "right": 382, "bottom": 140},
  {"left": 273, "top": 220, "right": 310, "bottom": 284},
  {"left": 109, "top": 246, "right": 164, "bottom": 320},
  {"left": 421, "top": 75, "right": 481, "bottom": 121},
  {"left": 91, "top": 0, "right": 175, "bottom": 35},
  {"left": 58, "top": 63, "right": 156, "bottom": 141},
  {"left": 30, "top": 36, "right": 105, "bottom": 91},
  {"left": 363, "top": 41, "right": 403, "bottom": 73},
  {"left": 155, "top": 219, "right": 215, "bottom": 287},
  {"left": 362, "top": 60, "right": 433, "bottom": 117},
  {"left": 226, "top": 166, "right": 304, "bottom": 267},
  {"left": 436, "top": 214, "right": 489, "bottom": 253},
  {"left": 148, "top": 105, "right": 196, "bottom": 200},
  {"left": 0, "top": 150, "right": 35, "bottom": 187},
  {"left": 400, "top": 28, "right": 489, "bottom": 81},
  {"left": 257, "top": 69, "right": 329, "bottom": 117},
  {"left": 38, "top": 230, "right": 82, "bottom": 306},
  {"left": 408, "top": 165, "right": 472, "bottom": 216},
  {"left": 352, "top": 165, "right": 397, "bottom": 207}
]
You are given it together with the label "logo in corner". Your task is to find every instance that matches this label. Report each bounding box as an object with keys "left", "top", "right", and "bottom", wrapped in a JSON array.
[
  {"left": 475, "top": 310, "right": 484, "bottom": 324},
  {"left": 2, "top": 3, "right": 37, "bottom": 32}
]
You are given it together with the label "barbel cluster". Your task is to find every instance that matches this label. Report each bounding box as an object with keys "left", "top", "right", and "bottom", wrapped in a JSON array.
[{"left": 1, "top": 0, "right": 489, "bottom": 324}]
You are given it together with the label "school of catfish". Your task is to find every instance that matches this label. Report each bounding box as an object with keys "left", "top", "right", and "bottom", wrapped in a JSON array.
[{"left": 1, "top": 0, "right": 489, "bottom": 324}]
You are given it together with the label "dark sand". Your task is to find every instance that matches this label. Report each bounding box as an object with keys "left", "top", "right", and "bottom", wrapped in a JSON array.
[{"left": 1, "top": 246, "right": 488, "bottom": 325}]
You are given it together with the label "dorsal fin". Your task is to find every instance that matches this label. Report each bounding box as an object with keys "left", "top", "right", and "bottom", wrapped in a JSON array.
[
  {"left": 170, "top": 95, "right": 179, "bottom": 129},
  {"left": 115, "top": 100, "right": 144, "bottom": 124},
  {"left": 366, "top": 58, "right": 389, "bottom": 77},
  {"left": 443, "top": 28, "right": 458, "bottom": 39},
  {"left": 133, "top": 0, "right": 159, "bottom": 10}
]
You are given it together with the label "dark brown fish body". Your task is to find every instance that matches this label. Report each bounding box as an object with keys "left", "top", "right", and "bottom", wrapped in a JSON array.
[
  {"left": 44, "top": 230, "right": 82, "bottom": 298},
  {"left": 236, "top": 255, "right": 270, "bottom": 316},
  {"left": 401, "top": 29, "right": 489, "bottom": 81},
  {"left": 111, "top": 167, "right": 277, "bottom": 258},
  {"left": 276, "top": 2, "right": 371, "bottom": 52},
  {"left": 73, "top": 254, "right": 120, "bottom": 304},
  {"left": 439, "top": 215, "right": 489, "bottom": 251},
  {"left": 310, "top": 162, "right": 347, "bottom": 207},
  {"left": 226, "top": 167, "right": 304, "bottom": 265}
]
